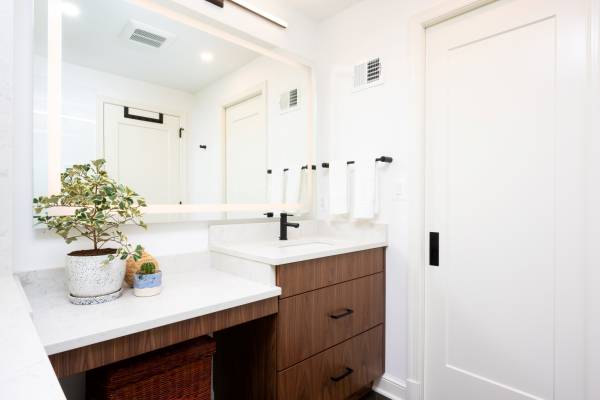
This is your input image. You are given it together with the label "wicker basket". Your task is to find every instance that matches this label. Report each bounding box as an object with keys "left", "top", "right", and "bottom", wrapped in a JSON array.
[
  {"left": 125, "top": 251, "right": 159, "bottom": 287},
  {"left": 87, "top": 336, "right": 216, "bottom": 400}
]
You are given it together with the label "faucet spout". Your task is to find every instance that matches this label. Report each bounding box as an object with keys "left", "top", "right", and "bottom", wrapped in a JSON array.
[{"left": 279, "top": 213, "right": 300, "bottom": 240}]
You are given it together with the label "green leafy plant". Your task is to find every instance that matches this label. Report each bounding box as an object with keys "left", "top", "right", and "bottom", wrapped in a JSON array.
[
  {"left": 33, "top": 159, "right": 147, "bottom": 263},
  {"left": 138, "top": 262, "right": 157, "bottom": 275}
]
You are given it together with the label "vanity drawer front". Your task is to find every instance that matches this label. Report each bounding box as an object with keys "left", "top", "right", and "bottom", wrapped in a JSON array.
[
  {"left": 277, "top": 273, "right": 384, "bottom": 370},
  {"left": 276, "top": 247, "right": 385, "bottom": 298},
  {"left": 277, "top": 325, "right": 383, "bottom": 400}
]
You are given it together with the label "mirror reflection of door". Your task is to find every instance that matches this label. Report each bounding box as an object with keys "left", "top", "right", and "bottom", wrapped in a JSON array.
[
  {"left": 224, "top": 93, "right": 267, "bottom": 219},
  {"left": 103, "top": 103, "right": 182, "bottom": 205}
]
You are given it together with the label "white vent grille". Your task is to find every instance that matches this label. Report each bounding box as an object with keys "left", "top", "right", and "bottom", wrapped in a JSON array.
[
  {"left": 121, "top": 20, "right": 175, "bottom": 50},
  {"left": 280, "top": 88, "right": 300, "bottom": 113},
  {"left": 129, "top": 28, "right": 167, "bottom": 48},
  {"left": 353, "top": 57, "right": 383, "bottom": 91}
]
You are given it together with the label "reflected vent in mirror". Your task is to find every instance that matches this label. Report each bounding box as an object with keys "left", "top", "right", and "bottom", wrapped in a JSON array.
[
  {"left": 280, "top": 88, "right": 300, "bottom": 113},
  {"left": 122, "top": 20, "right": 175, "bottom": 49},
  {"left": 353, "top": 57, "right": 383, "bottom": 91}
]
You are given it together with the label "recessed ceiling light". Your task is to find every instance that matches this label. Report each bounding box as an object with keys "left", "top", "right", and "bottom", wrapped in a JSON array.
[
  {"left": 61, "top": 1, "right": 81, "bottom": 17},
  {"left": 199, "top": 52, "right": 214, "bottom": 63}
]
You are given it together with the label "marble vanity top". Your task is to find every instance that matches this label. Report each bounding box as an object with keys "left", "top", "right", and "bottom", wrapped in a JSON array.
[
  {"left": 0, "top": 273, "right": 65, "bottom": 400},
  {"left": 209, "top": 220, "right": 388, "bottom": 265},
  {"left": 17, "top": 252, "right": 281, "bottom": 355}
]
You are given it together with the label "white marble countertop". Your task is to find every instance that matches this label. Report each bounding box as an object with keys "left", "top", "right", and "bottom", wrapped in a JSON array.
[
  {"left": 0, "top": 273, "right": 65, "bottom": 400},
  {"left": 209, "top": 220, "right": 388, "bottom": 265},
  {"left": 18, "top": 252, "right": 281, "bottom": 355}
]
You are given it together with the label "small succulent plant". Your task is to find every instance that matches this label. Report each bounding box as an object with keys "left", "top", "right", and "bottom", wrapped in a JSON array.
[{"left": 138, "top": 262, "right": 157, "bottom": 275}]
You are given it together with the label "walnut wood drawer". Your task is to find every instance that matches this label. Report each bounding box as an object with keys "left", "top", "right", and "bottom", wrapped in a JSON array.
[
  {"left": 277, "top": 273, "right": 384, "bottom": 370},
  {"left": 277, "top": 325, "right": 383, "bottom": 400},
  {"left": 276, "top": 248, "right": 385, "bottom": 299}
]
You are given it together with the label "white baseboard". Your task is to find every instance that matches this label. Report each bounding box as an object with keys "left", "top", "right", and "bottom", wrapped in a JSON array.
[{"left": 373, "top": 374, "right": 407, "bottom": 400}]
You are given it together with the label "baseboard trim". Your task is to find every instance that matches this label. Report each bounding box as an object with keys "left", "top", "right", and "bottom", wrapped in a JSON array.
[{"left": 373, "top": 374, "right": 407, "bottom": 400}]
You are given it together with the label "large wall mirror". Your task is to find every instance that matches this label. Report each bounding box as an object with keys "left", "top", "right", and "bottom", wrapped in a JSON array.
[{"left": 33, "top": 0, "right": 313, "bottom": 221}]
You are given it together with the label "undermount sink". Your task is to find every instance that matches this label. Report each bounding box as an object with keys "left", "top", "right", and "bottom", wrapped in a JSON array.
[{"left": 273, "top": 240, "right": 335, "bottom": 251}]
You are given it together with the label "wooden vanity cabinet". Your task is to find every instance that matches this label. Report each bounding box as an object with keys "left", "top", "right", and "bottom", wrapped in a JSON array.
[{"left": 276, "top": 247, "right": 385, "bottom": 400}]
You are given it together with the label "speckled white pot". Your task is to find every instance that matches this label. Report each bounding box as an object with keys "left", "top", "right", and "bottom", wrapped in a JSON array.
[{"left": 65, "top": 254, "right": 125, "bottom": 298}]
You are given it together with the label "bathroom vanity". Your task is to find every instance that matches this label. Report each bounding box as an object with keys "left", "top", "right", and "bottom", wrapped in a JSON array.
[{"left": 12, "top": 221, "right": 387, "bottom": 399}]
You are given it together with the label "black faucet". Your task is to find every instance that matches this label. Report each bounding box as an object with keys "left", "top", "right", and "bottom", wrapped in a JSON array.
[{"left": 279, "top": 213, "right": 300, "bottom": 240}]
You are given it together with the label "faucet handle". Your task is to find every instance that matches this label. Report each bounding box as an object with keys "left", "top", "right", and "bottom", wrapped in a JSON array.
[
  {"left": 263, "top": 212, "right": 274, "bottom": 218},
  {"left": 280, "top": 213, "right": 294, "bottom": 217}
]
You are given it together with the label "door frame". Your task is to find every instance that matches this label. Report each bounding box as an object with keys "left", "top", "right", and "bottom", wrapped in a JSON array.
[
  {"left": 406, "top": 1, "right": 595, "bottom": 399},
  {"left": 220, "top": 82, "right": 268, "bottom": 205}
]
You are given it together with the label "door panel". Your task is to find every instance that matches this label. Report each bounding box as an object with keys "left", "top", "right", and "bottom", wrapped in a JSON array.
[
  {"left": 425, "top": 0, "right": 586, "bottom": 399},
  {"left": 103, "top": 103, "right": 181, "bottom": 204},
  {"left": 225, "top": 93, "right": 267, "bottom": 219}
]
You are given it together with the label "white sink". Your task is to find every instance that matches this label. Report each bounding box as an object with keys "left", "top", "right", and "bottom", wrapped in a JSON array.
[{"left": 274, "top": 240, "right": 334, "bottom": 251}]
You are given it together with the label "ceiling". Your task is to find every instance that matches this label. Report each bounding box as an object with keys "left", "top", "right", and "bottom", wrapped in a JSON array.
[
  {"left": 282, "top": 0, "right": 363, "bottom": 21},
  {"left": 34, "top": 0, "right": 261, "bottom": 93}
]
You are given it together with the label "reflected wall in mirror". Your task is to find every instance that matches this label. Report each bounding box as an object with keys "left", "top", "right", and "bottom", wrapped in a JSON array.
[{"left": 33, "top": 0, "right": 312, "bottom": 221}]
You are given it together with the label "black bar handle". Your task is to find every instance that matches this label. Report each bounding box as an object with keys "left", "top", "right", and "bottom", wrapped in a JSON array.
[
  {"left": 123, "top": 106, "right": 163, "bottom": 124},
  {"left": 429, "top": 232, "right": 439, "bottom": 266},
  {"left": 329, "top": 308, "right": 354, "bottom": 319},
  {"left": 263, "top": 212, "right": 274, "bottom": 218},
  {"left": 330, "top": 367, "right": 354, "bottom": 382}
]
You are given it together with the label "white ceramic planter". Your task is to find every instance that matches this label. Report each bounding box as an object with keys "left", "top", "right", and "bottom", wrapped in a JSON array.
[{"left": 65, "top": 254, "right": 125, "bottom": 298}]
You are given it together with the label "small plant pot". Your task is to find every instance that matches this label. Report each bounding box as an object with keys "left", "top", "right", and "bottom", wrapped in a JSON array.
[
  {"left": 66, "top": 251, "right": 125, "bottom": 301},
  {"left": 133, "top": 271, "right": 162, "bottom": 297}
]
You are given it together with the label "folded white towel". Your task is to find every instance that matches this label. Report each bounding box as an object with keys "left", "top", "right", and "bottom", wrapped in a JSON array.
[
  {"left": 285, "top": 168, "right": 302, "bottom": 204},
  {"left": 352, "top": 158, "right": 376, "bottom": 219},
  {"left": 329, "top": 160, "right": 349, "bottom": 215},
  {"left": 269, "top": 169, "right": 284, "bottom": 204}
]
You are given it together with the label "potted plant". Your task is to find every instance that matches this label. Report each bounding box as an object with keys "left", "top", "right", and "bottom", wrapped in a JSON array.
[
  {"left": 133, "top": 261, "right": 162, "bottom": 297},
  {"left": 34, "top": 159, "right": 147, "bottom": 304}
]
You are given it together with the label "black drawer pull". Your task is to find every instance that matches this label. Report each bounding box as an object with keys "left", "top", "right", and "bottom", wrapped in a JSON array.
[
  {"left": 330, "top": 367, "right": 354, "bottom": 382},
  {"left": 329, "top": 308, "right": 354, "bottom": 319}
]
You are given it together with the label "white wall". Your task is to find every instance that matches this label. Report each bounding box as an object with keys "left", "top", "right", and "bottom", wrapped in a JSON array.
[
  {"left": 586, "top": 3, "right": 600, "bottom": 399},
  {"left": 314, "top": 0, "right": 442, "bottom": 390},
  {"left": 12, "top": 0, "right": 317, "bottom": 273},
  {"left": 0, "top": 0, "right": 14, "bottom": 274},
  {"left": 188, "top": 55, "right": 309, "bottom": 206}
]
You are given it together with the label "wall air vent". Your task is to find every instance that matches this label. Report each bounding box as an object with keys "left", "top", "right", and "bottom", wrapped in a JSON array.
[
  {"left": 121, "top": 20, "right": 175, "bottom": 50},
  {"left": 280, "top": 88, "right": 301, "bottom": 113},
  {"left": 353, "top": 57, "right": 384, "bottom": 91}
]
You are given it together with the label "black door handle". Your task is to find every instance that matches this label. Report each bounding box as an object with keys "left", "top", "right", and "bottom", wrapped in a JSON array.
[
  {"left": 329, "top": 308, "right": 354, "bottom": 319},
  {"left": 330, "top": 367, "right": 354, "bottom": 382},
  {"left": 429, "top": 232, "right": 439, "bottom": 266}
]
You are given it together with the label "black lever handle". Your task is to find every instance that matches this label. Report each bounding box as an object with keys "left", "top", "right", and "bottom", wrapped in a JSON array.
[
  {"left": 330, "top": 367, "right": 354, "bottom": 382},
  {"left": 329, "top": 308, "right": 354, "bottom": 319},
  {"left": 263, "top": 212, "right": 274, "bottom": 218}
]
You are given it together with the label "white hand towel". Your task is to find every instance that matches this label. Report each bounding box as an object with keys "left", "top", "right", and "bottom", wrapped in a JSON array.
[
  {"left": 352, "top": 158, "right": 376, "bottom": 219},
  {"left": 329, "top": 160, "right": 349, "bottom": 215},
  {"left": 285, "top": 168, "right": 302, "bottom": 204},
  {"left": 269, "top": 169, "right": 284, "bottom": 204}
]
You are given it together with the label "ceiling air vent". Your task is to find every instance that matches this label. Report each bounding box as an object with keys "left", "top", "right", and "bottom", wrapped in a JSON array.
[
  {"left": 353, "top": 57, "right": 383, "bottom": 91},
  {"left": 121, "top": 20, "right": 175, "bottom": 50},
  {"left": 280, "top": 88, "right": 300, "bottom": 114}
]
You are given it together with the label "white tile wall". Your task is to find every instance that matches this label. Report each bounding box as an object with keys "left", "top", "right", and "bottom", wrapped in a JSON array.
[{"left": 0, "top": 0, "right": 14, "bottom": 273}]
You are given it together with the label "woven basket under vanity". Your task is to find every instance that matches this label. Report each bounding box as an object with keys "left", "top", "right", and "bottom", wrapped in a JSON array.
[
  {"left": 86, "top": 336, "right": 216, "bottom": 400},
  {"left": 124, "top": 251, "right": 159, "bottom": 287}
]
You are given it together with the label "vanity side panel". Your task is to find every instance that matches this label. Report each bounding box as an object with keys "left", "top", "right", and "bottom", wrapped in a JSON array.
[{"left": 276, "top": 248, "right": 385, "bottom": 298}]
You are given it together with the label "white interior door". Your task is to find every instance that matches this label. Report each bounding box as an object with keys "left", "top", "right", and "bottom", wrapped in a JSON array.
[
  {"left": 225, "top": 93, "right": 267, "bottom": 219},
  {"left": 103, "top": 103, "right": 182, "bottom": 204},
  {"left": 424, "top": 0, "right": 586, "bottom": 399}
]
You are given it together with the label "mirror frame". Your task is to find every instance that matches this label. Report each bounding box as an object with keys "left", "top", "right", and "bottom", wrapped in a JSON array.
[{"left": 42, "top": 0, "right": 314, "bottom": 217}]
